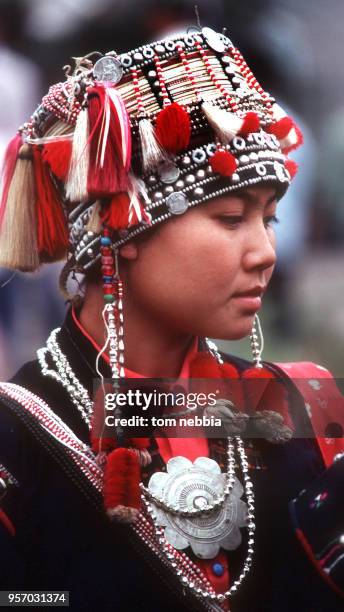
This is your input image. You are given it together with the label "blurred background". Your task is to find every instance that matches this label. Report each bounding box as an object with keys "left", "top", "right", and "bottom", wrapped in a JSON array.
[{"left": 0, "top": 0, "right": 343, "bottom": 378}]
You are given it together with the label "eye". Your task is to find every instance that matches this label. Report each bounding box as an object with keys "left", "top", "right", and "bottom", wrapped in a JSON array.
[
  {"left": 219, "top": 215, "right": 244, "bottom": 228},
  {"left": 264, "top": 215, "right": 279, "bottom": 228}
]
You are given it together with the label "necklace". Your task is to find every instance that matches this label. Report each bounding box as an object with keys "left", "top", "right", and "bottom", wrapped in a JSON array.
[
  {"left": 37, "top": 328, "right": 94, "bottom": 427},
  {"left": 37, "top": 329, "right": 256, "bottom": 604}
]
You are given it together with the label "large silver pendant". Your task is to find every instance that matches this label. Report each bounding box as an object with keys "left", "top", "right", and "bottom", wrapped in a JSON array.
[{"left": 148, "top": 456, "right": 247, "bottom": 559}]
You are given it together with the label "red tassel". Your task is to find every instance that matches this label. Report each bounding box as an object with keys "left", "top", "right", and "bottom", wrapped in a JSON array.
[
  {"left": 266, "top": 117, "right": 293, "bottom": 140},
  {"left": 285, "top": 159, "right": 298, "bottom": 179},
  {"left": 87, "top": 85, "right": 131, "bottom": 197},
  {"left": 32, "top": 147, "right": 69, "bottom": 262},
  {"left": 210, "top": 150, "right": 238, "bottom": 176},
  {"left": 42, "top": 140, "right": 72, "bottom": 181},
  {"left": 239, "top": 112, "right": 260, "bottom": 136},
  {"left": 0, "top": 134, "right": 22, "bottom": 228},
  {"left": 100, "top": 193, "right": 130, "bottom": 230},
  {"left": 155, "top": 102, "right": 191, "bottom": 154},
  {"left": 190, "top": 352, "right": 223, "bottom": 378},
  {"left": 103, "top": 448, "right": 141, "bottom": 522}
]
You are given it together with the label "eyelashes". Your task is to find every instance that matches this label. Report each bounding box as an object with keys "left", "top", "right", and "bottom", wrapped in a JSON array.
[{"left": 219, "top": 215, "right": 280, "bottom": 228}]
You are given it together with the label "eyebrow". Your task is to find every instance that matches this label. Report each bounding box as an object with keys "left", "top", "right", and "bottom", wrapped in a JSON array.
[{"left": 237, "top": 189, "right": 277, "bottom": 206}]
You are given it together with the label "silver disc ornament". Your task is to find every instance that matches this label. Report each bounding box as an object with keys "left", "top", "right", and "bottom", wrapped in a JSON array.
[
  {"left": 93, "top": 56, "right": 123, "bottom": 84},
  {"left": 148, "top": 456, "right": 247, "bottom": 559}
]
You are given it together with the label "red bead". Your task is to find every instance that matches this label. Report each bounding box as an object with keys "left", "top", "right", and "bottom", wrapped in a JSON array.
[
  {"left": 102, "top": 266, "right": 114, "bottom": 276},
  {"left": 100, "top": 247, "right": 112, "bottom": 256},
  {"left": 101, "top": 256, "right": 113, "bottom": 265},
  {"left": 103, "top": 285, "right": 114, "bottom": 294}
]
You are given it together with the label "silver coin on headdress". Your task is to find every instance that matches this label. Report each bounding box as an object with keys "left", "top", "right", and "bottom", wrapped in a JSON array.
[
  {"left": 166, "top": 192, "right": 189, "bottom": 215},
  {"left": 93, "top": 56, "right": 123, "bottom": 84}
]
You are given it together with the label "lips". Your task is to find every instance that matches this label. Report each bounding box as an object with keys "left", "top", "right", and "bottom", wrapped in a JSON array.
[{"left": 232, "top": 286, "right": 266, "bottom": 298}]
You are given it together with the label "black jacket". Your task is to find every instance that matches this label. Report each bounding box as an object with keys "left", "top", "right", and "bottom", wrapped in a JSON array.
[{"left": 0, "top": 308, "right": 342, "bottom": 611}]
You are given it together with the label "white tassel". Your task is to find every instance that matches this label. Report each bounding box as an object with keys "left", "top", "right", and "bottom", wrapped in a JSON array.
[
  {"left": 139, "top": 118, "right": 167, "bottom": 174},
  {"left": 202, "top": 102, "right": 243, "bottom": 144},
  {"left": 65, "top": 108, "right": 89, "bottom": 202}
]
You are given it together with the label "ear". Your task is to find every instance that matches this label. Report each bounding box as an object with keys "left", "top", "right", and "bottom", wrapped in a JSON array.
[{"left": 119, "top": 241, "right": 138, "bottom": 260}]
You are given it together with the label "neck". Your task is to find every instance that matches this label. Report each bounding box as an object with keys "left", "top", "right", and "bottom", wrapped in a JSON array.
[{"left": 79, "top": 283, "right": 194, "bottom": 378}]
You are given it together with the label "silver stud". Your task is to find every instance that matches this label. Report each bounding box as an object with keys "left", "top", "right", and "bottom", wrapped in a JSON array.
[
  {"left": 148, "top": 175, "right": 157, "bottom": 185},
  {"left": 164, "top": 185, "right": 174, "bottom": 195},
  {"left": 239, "top": 155, "right": 250, "bottom": 165},
  {"left": 231, "top": 173, "right": 240, "bottom": 183},
  {"left": 196, "top": 169, "right": 206, "bottom": 179},
  {"left": 153, "top": 191, "right": 163, "bottom": 200},
  {"left": 185, "top": 174, "right": 196, "bottom": 185},
  {"left": 249, "top": 152, "right": 259, "bottom": 162},
  {"left": 133, "top": 52, "right": 143, "bottom": 61},
  {"left": 175, "top": 180, "right": 185, "bottom": 189},
  {"left": 193, "top": 187, "right": 204, "bottom": 197},
  {"left": 154, "top": 44, "right": 165, "bottom": 54},
  {"left": 182, "top": 155, "right": 191, "bottom": 166},
  {"left": 148, "top": 70, "right": 157, "bottom": 78}
]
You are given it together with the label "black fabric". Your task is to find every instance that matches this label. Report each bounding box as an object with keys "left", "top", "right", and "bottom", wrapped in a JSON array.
[{"left": 0, "top": 307, "right": 343, "bottom": 611}]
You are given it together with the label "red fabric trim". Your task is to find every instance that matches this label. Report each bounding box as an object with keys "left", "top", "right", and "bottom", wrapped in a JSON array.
[
  {"left": 0, "top": 508, "right": 15, "bottom": 536},
  {"left": 275, "top": 362, "right": 344, "bottom": 468},
  {"left": 295, "top": 528, "right": 344, "bottom": 599}
]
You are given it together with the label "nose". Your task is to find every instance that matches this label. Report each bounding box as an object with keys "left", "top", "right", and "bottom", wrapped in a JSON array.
[{"left": 242, "top": 222, "right": 277, "bottom": 272}]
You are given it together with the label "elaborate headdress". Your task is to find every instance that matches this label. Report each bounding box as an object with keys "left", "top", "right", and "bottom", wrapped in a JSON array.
[{"left": 0, "top": 26, "right": 301, "bottom": 278}]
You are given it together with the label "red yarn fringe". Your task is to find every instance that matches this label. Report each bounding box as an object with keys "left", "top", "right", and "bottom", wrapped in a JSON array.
[
  {"left": 42, "top": 140, "right": 72, "bottom": 181},
  {"left": 103, "top": 448, "right": 141, "bottom": 512},
  {"left": 0, "top": 134, "right": 22, "bottom": 228},
  {"left": 32, "top": 147, "right": 69, "bottom": 262},
  {"left": 155, "top": 102, "right": 191, "bottom": 154}
]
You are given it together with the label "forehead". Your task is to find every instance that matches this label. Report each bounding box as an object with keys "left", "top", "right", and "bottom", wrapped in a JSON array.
[{"left": 204, "top": 184, "right": 278, "bottom": 210}]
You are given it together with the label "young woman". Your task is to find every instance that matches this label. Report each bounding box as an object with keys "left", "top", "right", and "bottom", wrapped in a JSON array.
[{"left": 0, "top": 26, "right": 343, "bottom": 611}]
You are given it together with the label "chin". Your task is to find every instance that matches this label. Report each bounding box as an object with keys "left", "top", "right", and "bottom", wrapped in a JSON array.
[{"left": 209, "top": 314, "right": 255, "bottom": 341}]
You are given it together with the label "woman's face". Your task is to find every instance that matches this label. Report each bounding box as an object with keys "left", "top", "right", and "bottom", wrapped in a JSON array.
[{"left": 121, "top": 184, "right": 278, "bottom": 340}]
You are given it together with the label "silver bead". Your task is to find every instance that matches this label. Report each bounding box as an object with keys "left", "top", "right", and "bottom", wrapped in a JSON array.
[
  {"left": 153, "top": 191, "right": 163, "bottom": 200},
  {"left": 193, "top": 187, "right": 204, "bottom": 197},
  {"left": 196, "top": 169, "right": 206, "bottom": 179},
  {"left": 185, "top": 174, "right": 196, "bottom": 185}
]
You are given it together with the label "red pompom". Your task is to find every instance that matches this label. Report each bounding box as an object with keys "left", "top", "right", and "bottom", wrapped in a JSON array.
[
  {"left": 189, "top": 352, "right": 223, "bottom": 379},
  {"left": 242, "top": 366, "right": 275, "bottom": 410},
  {"left": 282, "top": 124, "right": 304, "bottom": 154},
  {"left": 155, "top": 103, "right": 191, "bottom": 154},
  {"left": 32, "top": 147, "right": 69, "bottom": 262},
  {"left": 42, "top": 140, "right": 72, "bottom": 181},
  {"left": 266, "top": 117, "right": 293, "bottom": 140},
  {"left": 239, "top": 112, "right": 260, "bottom": 136},
  {"left": 103, "top": 448, "right": 141, "bottom": 516},
  {"left": 285, "top": 159, "right": 299, "bottom": 179},
  {"left": 210, "top": 150, "right": 238, "bottom": 177}
]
